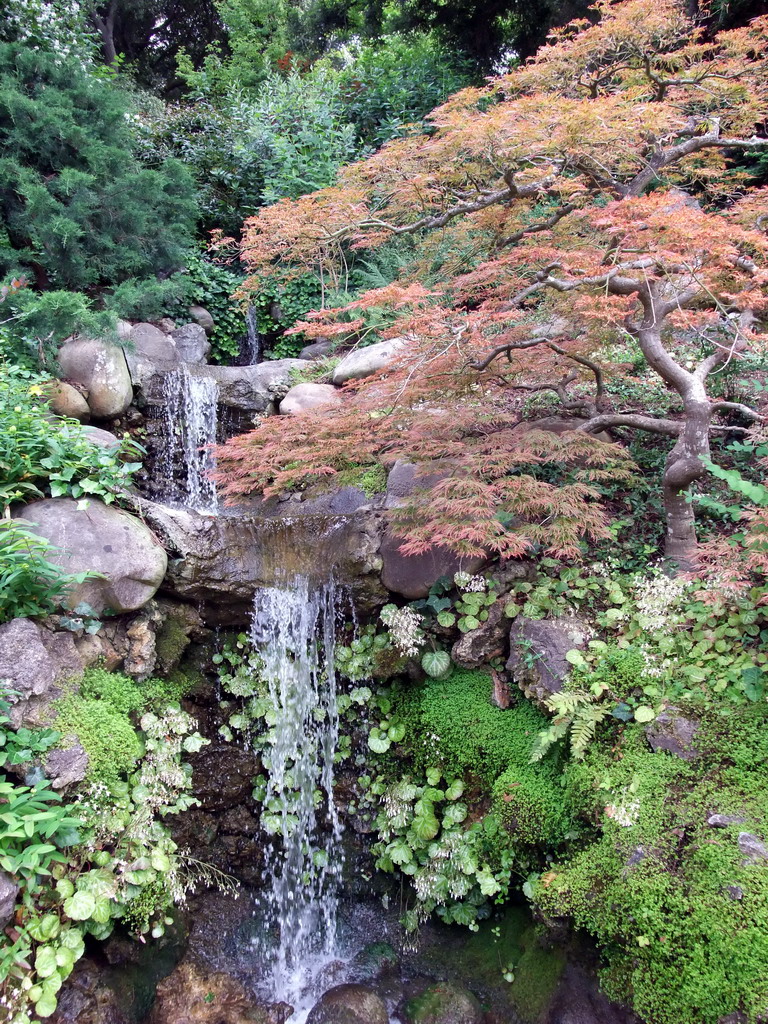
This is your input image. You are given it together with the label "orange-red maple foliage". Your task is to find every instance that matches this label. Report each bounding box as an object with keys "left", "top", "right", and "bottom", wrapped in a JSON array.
[{"left": 216, "top": 0, "right": 768, "bottom": 566}]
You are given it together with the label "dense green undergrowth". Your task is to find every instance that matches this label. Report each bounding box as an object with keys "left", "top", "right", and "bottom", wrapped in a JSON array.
[{"left": 0, "top": 667, "right": 217, "bottom": 1024}]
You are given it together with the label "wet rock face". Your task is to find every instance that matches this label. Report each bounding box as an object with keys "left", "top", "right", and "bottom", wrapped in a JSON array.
[
  {"left": 403, "top": 982, "right": 482, "bottom": 1024},
  {"left": 136, "top": 498, "right": 387, "bottom": 625},
  {"left": 307, "top": 983, "right": 389, "bottom": 1024},
  {"left": 148, "top": 961, "right": 290, "bottom": 1024},
  {"left": 14, "top": 498, "right": 167, "bottom": 616},
  {"left": 0, "top": 870, "right": 19, "bottom": 929},
  {"left": 49, "top": 959, "right": 130, "bottom": 1024}
]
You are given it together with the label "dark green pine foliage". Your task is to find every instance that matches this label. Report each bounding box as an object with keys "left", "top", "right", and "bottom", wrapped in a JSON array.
[{"left": 0, "top": 43, "right": 197, "bottom": 293}]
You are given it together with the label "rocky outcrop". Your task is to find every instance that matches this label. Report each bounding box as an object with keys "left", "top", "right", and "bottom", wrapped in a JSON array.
[
  {"left": 16, "top": 498, "right": 167, "bottom": 615},
  {"left": 307, "top": 984, "right": 389, "bottom": 1024},
  {"left": 645, "top": 708, "right": 700, "bottom": 761},
  {"left": 135, "top": 498, "right": 386, "bottom": 624},
  {"left": 44, "top": 742, "right": 89, "bottom": 789},
  {"left": 57, "top": 338, "right": 133, "bottom": 419},
  {"left": 148, "top": 961, "right": 290, "bottom": 1024},
  {"left": 0, "top": 870, "right": 19, "bottom": 930},
  {"left": 451, "top": 598, "right": 509, "bottom": 669},
  {"left": 279, "top": 382, "right": 342, "bottom": 415},
  {"left": 507, "top": 616, "right": 590, "bottom": 706},
  {"left": 136, "top": 360, "right": 305, "bottom": 420},
  {"left": 332, "top": 337, "right": 407, "bottom": 385},
  {"left": 404, "top": 982, "right": 482, "bottom": 1024},
  {"left": 0, "top": 617, "right": 83, "bottom": 728},
  {"left": 171, "top": 323, "right": 210, "bottom": 364},
  {"left": 49, "top": 959, "right": 130, "bottom": 1024}
]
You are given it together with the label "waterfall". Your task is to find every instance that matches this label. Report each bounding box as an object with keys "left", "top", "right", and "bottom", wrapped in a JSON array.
[
  {"left": 243, "top": 304, "right": 263, "bottom": 365},
  {"left": 160, "top": 367, "right": 218, "bottom": 513},
  {"left": 250, "top": 577, "right": 344, "bottom": 1016}
]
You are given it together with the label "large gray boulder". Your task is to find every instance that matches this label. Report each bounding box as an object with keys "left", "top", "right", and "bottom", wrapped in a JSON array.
[
  {"left": 332, "top": 337, "right": 408, "bottom": 385},
  {"left": 0, "top": 618, "right": 83, "bottom": 728},
  {"left": 507, "top": 615, "right": 590, "bottom": 706},
  {"left": 171, "top": 323, "right": 210, "bottom": 364},
  {"left": 381, "top": 460, "right": 485, "bottom": 600},
  {"left": 82, "top": 425, "right": 121, "bottom": 450},
  {"left": 299, "top": 339, "right": 334, "bottom": 360},
  {"left": 16, "top": 498, "right": 167, "bottom": 616},
  {"left": 279, "top": 382, "right": 342, "bottom": 415},
  {"left": 307, "top": 984, "right": 388, "bottom": 1024},
  {"left": 58, "top": 337, "right": 133, "bottom": 419},
  {"left": 124, "top": 323, "right": 180, "bottom": 390}
]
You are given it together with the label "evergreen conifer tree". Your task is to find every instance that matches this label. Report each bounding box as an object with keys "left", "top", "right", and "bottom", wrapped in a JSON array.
[{"left": 0, "top": 43, "right": 197, "bottom": 293}]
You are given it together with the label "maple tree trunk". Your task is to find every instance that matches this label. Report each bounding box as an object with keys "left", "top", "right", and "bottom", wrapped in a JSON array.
[{"left": 662, "top": 396, "right": 711, "bottom": 571}]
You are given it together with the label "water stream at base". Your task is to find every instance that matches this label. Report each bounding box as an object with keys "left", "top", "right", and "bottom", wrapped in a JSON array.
[
  {"left": 250, "top": 577, "right": 344, "bottom": 1020},
  {"left": 159, "top": 367, "right": 219, "bottom": 512}
]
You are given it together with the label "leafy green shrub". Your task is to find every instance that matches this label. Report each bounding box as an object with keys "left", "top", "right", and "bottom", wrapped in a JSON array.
[
  {"left": 333, "top": 33, "right": 475, "bottom": 149},
  {"left": 167, "top": 251, "right": 246, "bottom": 364},
  {"left": 135, "top": 69, "right": 355, "bottom": 236},
  {"left": 0, "top": 364, "right": 143, "bottom": 509},
  {"left": 2, "top": 704, "right": 217, "bottom": 1023},
  {"left": 0, "top": 520, "right": 92, "bottom": 624}
]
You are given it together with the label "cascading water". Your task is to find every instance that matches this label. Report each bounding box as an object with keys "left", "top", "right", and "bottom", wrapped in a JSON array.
[
  {"left": 250, "top": 577, "right": 344, "bottom": 1019},
  {"left": 243, "top": 304, "right": 263, "bottom": 364},
  {"left": 159, "top": 367, "right": 219, "bottom": 512}
]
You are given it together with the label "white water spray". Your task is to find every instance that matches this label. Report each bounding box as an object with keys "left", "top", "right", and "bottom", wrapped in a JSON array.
[
  {"left": 250, "top": 578, "right": 344, "bottom": 1017},
  {"left": 160, "top": 367, "right": 218, "bottom": 512}
]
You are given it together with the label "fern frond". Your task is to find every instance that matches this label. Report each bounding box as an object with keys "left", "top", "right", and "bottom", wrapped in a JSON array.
[{"left": 530, "top": 716, "right": 572, "bottom": 762}]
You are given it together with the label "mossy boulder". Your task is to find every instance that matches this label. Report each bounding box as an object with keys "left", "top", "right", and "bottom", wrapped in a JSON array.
[
  {"left": 404, "top": 982, "right": 482, "bottom": 1024},
  {"left": 306, "top": 984, "right": 388, "bottom": 1024}
]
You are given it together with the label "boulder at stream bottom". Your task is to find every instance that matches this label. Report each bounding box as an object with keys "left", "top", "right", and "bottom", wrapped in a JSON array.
[
  {"left": 403, "top": 982, "right": 482, "bottom": 1024},
  {"left": 16, "top": 498, "right": 167, "bottom": 615},
  {"left": 148, "top": 961, "right": 290, "bottom": 1024},
  {"left": 332, "top": 337, "right": 407, "bottom": 384},
  {"left": 307, "top": 983, "right": 389, "bottom": 1024}
]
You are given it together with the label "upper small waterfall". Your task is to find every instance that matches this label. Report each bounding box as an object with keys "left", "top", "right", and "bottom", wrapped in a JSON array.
[
  {"left": 250, "top": 577, "right": 344, "bottom": 1017},
  {"left": 243, "top": 304, "right": 263, "bottom": 365},
  {"left": 159, "top": 366, "right": 218, "bottom": 513}
]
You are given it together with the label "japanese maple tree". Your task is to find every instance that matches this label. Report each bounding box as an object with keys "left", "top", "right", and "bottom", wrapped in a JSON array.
[{"left": 215, "top": 0, "right": 768, "bottom": 569}]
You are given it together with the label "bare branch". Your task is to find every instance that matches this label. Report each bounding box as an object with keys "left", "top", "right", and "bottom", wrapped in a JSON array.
[{"left": 710, "top": 401, "right": 764, "bottom": 421}]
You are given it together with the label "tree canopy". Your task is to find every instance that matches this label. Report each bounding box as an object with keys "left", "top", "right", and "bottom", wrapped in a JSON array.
[{"left": 215, "top": 0, "right": 768, "bottom": 570}]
